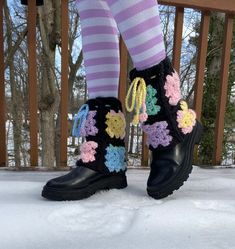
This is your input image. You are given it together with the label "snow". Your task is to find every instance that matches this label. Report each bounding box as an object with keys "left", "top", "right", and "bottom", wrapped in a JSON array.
[{"left": 0, "top": 167, "right": 235, "bottom": 249}]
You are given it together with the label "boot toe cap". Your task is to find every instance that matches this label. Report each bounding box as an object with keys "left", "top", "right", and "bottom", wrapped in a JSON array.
[
  {"left": 45, "top": 178, "right": 62, "bottom": 188},
  {"left": 44, "top": 174, "right": 72, "bottom": 189}
]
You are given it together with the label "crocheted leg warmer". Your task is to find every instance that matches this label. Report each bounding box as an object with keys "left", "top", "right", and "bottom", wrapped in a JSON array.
[
  {"left": 73, "top": 97, "right": 127, "bottom": 174},
  {"left": 126, "top": 57, "right": 199, "bottom": 151}
]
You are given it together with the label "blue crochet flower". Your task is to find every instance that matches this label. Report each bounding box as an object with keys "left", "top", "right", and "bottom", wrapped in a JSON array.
[{"left": 105, "top": 145, "right": 126, "bottom": 172}]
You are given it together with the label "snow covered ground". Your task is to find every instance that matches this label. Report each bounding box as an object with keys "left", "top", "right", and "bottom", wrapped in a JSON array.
[{"left": 0, "top": 167, "right": 235, "bottom": 249}]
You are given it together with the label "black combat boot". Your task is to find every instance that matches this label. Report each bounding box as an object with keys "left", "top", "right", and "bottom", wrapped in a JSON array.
[
  {"left": 126, "top": 57, "right": 203, "bottom": 199},
  {"left": 42, "top": 97, "right": 127, "bottom": 201}
]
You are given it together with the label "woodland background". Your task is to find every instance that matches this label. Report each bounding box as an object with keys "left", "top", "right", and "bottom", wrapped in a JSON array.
[{"left": 3, "top": 0, "right": 235, "bottom": 168}]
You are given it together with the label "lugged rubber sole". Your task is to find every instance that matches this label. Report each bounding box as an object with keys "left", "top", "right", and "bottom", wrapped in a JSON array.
[
  {"left": 42, "top": 174, "right": 127, "bottom": 201},
  {"left": 147, "top": 121, "right": 203, "bottom": 199}
]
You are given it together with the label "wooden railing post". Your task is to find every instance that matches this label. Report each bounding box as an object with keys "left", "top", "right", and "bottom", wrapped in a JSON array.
[
  {"left": 193, "top": 11, "right": 210, "bottom": 119},
  {"left": 0, "top": 0, "right": 6, "bottom": 167},
  {"left": 60, "top": 0, "right": 69, "bottom": 167},
  {"left": 28, "top": 0, "right": 38, "bottom": 167},
  {"left": 193, "top": 11, "right": 210, "bottom": 164},
  {"left": 172, "top": 7, "right": 184, "bottom": 72},
  {"left": 118, "top": 37, "right": 128, "bottom": 106},
  {"left": 119, "top": 37, "right": 150, "bottom": 167},
  {"left": 213, "top": 14, "right": 234, "bottom": 165},
  {"left": 141, "top": 134, "right": 149, "bottom": 167}
]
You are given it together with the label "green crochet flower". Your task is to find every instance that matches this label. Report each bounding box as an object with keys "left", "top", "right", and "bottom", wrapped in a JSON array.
[{"left": 146, "top": 85, "right": 161, "bottom": 115}]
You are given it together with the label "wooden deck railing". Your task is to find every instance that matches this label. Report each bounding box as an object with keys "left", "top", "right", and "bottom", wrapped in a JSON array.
[{"left": 0, "top": 0, "right": 234, "bottom": 168}]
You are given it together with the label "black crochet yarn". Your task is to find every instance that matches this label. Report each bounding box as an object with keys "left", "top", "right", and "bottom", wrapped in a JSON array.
[
  {"left": 75, "top": 97, "right": 126, "bottom": 175},
  {"left": 130, "top": 57, "right": 189, "bottom": 152},
  {"left": 21, "top": 0, "right": 44, "bottom": 6}
]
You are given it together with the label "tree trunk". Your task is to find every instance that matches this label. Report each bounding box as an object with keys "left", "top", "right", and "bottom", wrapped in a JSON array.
[
  {"left": 10, "top": 64, "right": 23, "bottom": 167},
  {"left": 4, "top": 3, "right": 23, "bottom": 167},
  {"left": 38, "top": 0, "right": 60, "bottom": 167}
]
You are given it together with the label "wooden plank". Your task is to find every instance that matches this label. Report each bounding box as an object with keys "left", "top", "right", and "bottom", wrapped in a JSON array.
[
  {"left": 141, "top": 133, "right": 149, "bottom": 167},
  {"left": 193, "top": 11, "right": 210, "bottom": 165},
  {"left": 28, "top": 0, "right": 38, "bottom": 166},
  {"left": 159, "top": 0, "right": 235, "bottom": 13},
  {"left": 0, "top": 0, "right": 6, "bottom": 167},
  {"left": 118, "top": 37, "right": 128, "bottom": 107},
  {"left": 118, "top": 38, "right": 131, "bottom": 164},
  {"left": 60, "top": 0, "right": 69, "bottom": 167},
  {"left": 172, "top": 7, "right": 184, "bottom": 72},
  {"left": 193, "top": 11, "right": 210, "bottom": 119},
  {"left": 213, "top": 14, "right": 234, "bottom": 165}
]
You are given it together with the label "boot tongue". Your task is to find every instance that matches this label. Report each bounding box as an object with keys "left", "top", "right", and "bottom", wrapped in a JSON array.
[
  {"left": 96, "top": 97, "right": 123, "bottom": 112},
  {"left": 72, "top": 97, "right": 126, "bottom": 174}
]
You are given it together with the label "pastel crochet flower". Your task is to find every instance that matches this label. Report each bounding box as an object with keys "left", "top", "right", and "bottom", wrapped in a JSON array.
[
  {"left": 141, "top": 121, "right": 173, "bottom": 149},
  {"left": 164, "top": 71, "right": 181, "bottom": 106},
  {"left": 80, "top": 141, "right": 98, "bottom": 163},
  {"left": 105, "top": 110, "right": 126, "bottom": 139},
  {"left": 72, "top": 104, "right": 89, "bottom": 137},
  {"left": 139, "top": 112, "right": 148, "bottom": 122},
  {"left": 146, "top": 85, "right": 161, "bottom": 115},
  {"left": 80, "top": 111, "right": 98, "bottom": 137},
  {"left": 105, "top": 145, "right": 126, "bottom": 172},
  {"left": 177, "top": 101, "right": 196, "bottom": 134}
]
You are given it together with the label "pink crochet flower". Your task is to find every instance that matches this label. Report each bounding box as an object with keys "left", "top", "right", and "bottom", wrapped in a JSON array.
[
  {"left": 139, "top": 101, "right": 148, "bottom": 123},
  {"left": 164, "top": 71, "right": 181, "bottom": 106},
  {"left": 80, "top": 141, "right": 98, "bottom": 163},
  {"left": 139, "top": 112, "right": 148, "bottom": 122}
]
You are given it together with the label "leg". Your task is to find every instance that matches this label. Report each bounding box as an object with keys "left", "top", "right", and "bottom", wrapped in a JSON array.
[
  {"left": 42, "top": 0, "right": 128, "bottom": 201},
  {"left": 78, "top": 0, "right": 120, "bottom": 98},
  {"left": 107, "top": 0, "right": 203, "bottom": 198},
  {"left": 106, "top": 0, "right": 166, "bottom": 70}
]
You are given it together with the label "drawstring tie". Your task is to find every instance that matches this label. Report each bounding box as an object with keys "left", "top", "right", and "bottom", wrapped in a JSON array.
[
  {"left": 72, "top": 104, "right": 89, "bottom": 137},
  {"left": 125, "top": 77, "right": 148, "bottom": 126}
]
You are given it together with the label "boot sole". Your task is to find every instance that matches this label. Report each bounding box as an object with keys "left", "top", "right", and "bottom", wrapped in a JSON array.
[
  {"left": 42, "top": 174, "right": 127, "bottom": 201},
  {"left": 147, "top": 121, "right": 203, "bottom": 199}
]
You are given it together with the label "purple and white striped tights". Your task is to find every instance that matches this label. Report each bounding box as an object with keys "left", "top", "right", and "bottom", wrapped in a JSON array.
[{"left": 76, "top": 0, "right": 166, "bottom": 98}]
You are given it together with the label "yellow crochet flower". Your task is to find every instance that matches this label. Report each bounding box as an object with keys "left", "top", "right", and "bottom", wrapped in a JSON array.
[
  {"left": 177, "top": 101, "right": 196, "bottom": 134},
  {"left": 105, "top": 110, "right": 126, "bottom": 139}
]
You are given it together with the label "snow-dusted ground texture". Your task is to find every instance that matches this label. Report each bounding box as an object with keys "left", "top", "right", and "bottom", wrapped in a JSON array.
[{"left": 0, "top": 167, "right": 235, "bottom": 249}]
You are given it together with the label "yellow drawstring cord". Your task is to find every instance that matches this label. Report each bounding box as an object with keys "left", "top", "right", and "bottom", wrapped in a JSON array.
[{"left": 125, "top": 77, "right": 148, "bottom": 126}]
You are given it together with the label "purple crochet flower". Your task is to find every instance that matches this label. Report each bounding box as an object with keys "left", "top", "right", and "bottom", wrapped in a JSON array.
[
  {"left": 141, "top": 121, "right": 173, "bottom": 149},
  {"left": 80, "top": 111, "right": 98, "bottom": 137}
]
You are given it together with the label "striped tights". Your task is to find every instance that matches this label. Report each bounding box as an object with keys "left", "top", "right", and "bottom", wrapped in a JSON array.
[{"left": 76, "top": 0, "right": 166, "bottom": 98}]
